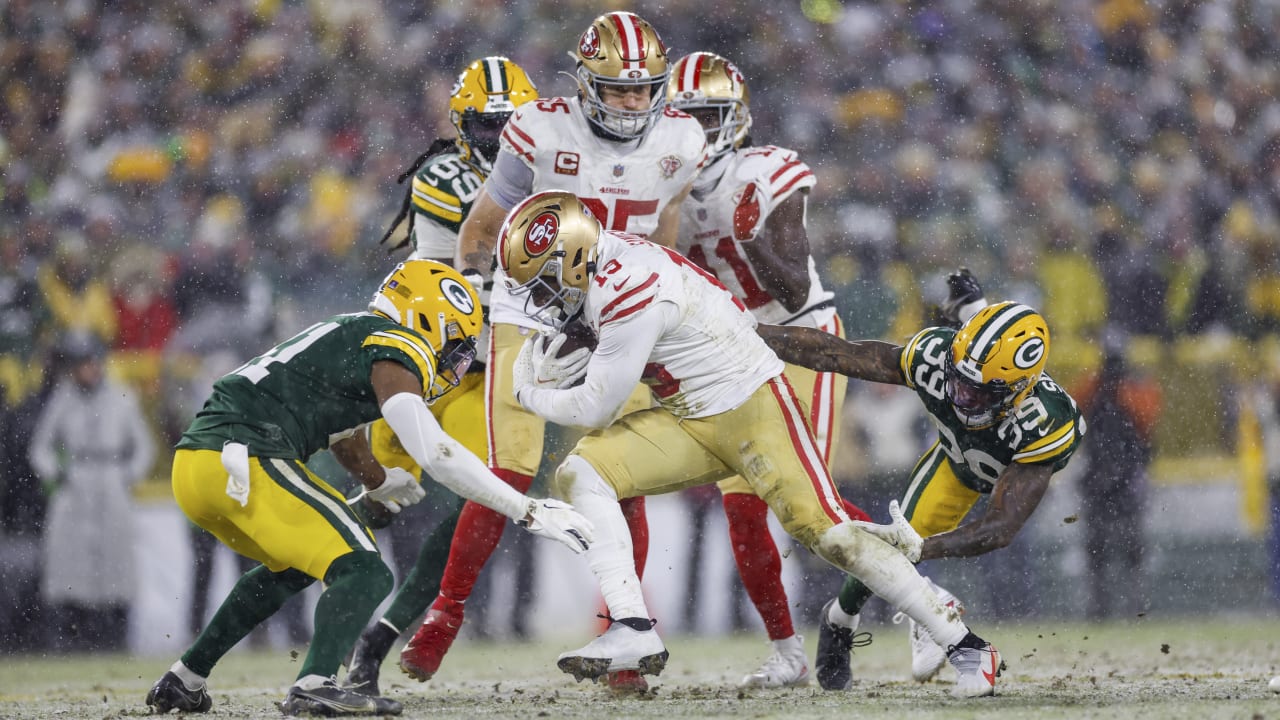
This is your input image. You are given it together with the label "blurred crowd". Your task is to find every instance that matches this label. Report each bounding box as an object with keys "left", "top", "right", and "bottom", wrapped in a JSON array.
[{"left": 2, "top": 0, "right": 1280, "bottom": 646}]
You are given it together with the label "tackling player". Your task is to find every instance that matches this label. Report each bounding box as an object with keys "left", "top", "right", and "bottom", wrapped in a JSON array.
[
  {"left": 498, "top": 190, "right": 1004, "bottom": 699},
  {"left": 398, "top": 11, "right": 706, "bottom": 693},
  {"left": 666, "top": 51, "right": 867, "bottom": 687},
  {"left": 345, "top": 56, "right": 539, "bottom": 697},
  {"left": 144, "top": 260, "right": 593, "bottom": 717},
  {"left": 755, "top": 271, "right": 1085, "bottom": 691}
]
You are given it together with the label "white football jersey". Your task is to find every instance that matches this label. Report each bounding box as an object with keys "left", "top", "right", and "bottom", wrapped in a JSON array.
[
  {"left": 490, "top": 95, "right": 707, "bottom": 327},
  {"left": 584, "top": 230, "right": 784, "bottom": 418},
  {"left": 678, "top": 145, "right": 834, "bottom": 328}
]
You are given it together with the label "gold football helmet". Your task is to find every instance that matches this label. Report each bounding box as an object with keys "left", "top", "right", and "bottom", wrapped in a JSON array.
[
  {"left": 667, "top": 51, "right": 752, "bottom": 160},
  {"left": 450, "top": 56, "right": 538, "bottom": 163},
  {"left": 572, "top": 11, "right": 670, "bottom": 140},
  {"left": 946, "top": 301, "right": 1050, "bottom": 429},
  {"left": 497, "top": 190, "right": 602, "bottom": 329},
  {"left": 370, "top": 259, "right": 483, "bottom": 400}
]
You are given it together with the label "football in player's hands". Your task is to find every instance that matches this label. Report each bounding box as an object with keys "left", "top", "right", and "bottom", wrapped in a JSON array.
[{"left": 554, "top": 319, "right": 598, "bottom": 358}]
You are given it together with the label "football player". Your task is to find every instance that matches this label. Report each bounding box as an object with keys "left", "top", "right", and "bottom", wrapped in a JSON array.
[
  {"left": 498, "top": 190, "right": 1003, "bottom": 699},
  {"left": 345, "top": 56, "right": 539, "bottom": 697},
  {"left": 144, "top": 260, "right": 593, "bottom": 717},
  {"left": 755, "top": 272, "right": 1084, "bottom": 692},
  {"left": 399, "top": 11, "right": 706, "bottom": 693},
  {"left": 666, "top": 51, "right": 865, "bottom": 687}
]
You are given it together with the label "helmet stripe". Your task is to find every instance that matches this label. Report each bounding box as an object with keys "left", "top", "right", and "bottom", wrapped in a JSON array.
[
  {"left": 967, "top": 303, "right": 1034, "bottom": 362},
  {"left": 686, "top": 52, "right": 706, "bottom": 90},
  {"left": 611, "top": 13, "right": 644, "bottom": 69},
  {"left": 483, "top": 57, "right": 508, "bottom": 95}
]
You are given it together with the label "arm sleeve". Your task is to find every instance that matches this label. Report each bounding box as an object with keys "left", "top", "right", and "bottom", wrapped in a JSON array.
[
  {"left": 484, "top": 150, "right": 534, "bottom": 212},
  {"left": 518, "top": 302, "right": 673, "bottom": 429},
  {"left": 380, "top": 392, "right": 529, "bottom": 520}
]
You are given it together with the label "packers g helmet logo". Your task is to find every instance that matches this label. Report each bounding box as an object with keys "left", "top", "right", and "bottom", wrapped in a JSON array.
[
  {"left": 579, "top": 26, "right": 600, "bottom": 59},
  {"left": 1013, "top": 337, "right": 1046, "bottom": 369},
  {"left": 440, "top": 277, "right": 475, "bottom": 316},
  {"left": 524, "top": 212, "right": 559, "bottom": 256}
]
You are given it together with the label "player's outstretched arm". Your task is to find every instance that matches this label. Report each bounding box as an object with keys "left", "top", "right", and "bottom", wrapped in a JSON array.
[
  {"left": 647, "top": 180, "right": 694, "bottom": 249},
  {"left": 755, "top": 324, "right": 904, "bottom": 384},
  {"left": 370, "top": 360, "right": 593, "bottom": 552},
  {"left": 918, "top": 462, "right": 1052, "bottom": 561}
]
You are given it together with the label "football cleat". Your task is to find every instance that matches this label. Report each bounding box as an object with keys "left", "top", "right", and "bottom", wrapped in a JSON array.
[
  {"left": 892, "top": 579, "right": 964, "bottom": 682},
  {"left": 280, "top": 676, "right": 402, "bottom": 716},
  {"left": 605, "top": 670, "right": 649, "bottom": 696},
  {"left": 945, "top": 637, "right": 1003, "bottom": 698},
  {"left": 815, "top": 599, "right": 873, "bottom": 691},
  {"left": 145, "top": 671, "right": 212, "bottom": 714},
  {"left": 399, "top": 597, "right": 464, "bottom": 682},
  {"left": 557, "top": 620, "right": 668, "bottom": 682},
  {"left": 345, "top": 622, "right": 399, "bottom": 696},
  {"left": 741, "top": 634, "right": 810, "bottom": 688}
]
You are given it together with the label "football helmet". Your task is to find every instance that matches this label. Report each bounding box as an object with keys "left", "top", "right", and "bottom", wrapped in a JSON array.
[
  {"left": 450, "top": 56, "right": 538, "bottom": 163},
  {"left": 497, "top": 190, "right": 601, "bottom": 330},
  {"left": 667, "top": 52, "right": 752, "bottom": 160},
  {"left": 945, "top": 301, "right": 1050, "bottom": 429},
  {"left": 370, "top": 259, "right": 483, "bottom": 401},
  {"left": 572, "top": 11, "right": 670, "bottom": 140}
]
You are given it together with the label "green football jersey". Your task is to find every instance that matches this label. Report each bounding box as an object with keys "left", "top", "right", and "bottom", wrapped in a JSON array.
[
  {"left": 899, "top": 326, "right": 1086, "bottom": 493},
  {"left": 409, "top": 147, "right": 489, "bottom": 256},
  {"left": 177, "top": 313, "right": 439, "bottom": 459}
]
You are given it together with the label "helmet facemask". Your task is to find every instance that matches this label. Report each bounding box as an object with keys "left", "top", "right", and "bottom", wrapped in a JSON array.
[
  {"left": 510, "top": 251, "right": 590, "bottom": 331},
  {"left": 944, "top": 353, "right": 1024, "bottom": 429},
  {"left": 430, "top": 316, "right": 478, "bottom": 402},
  {"left": 456, "top": 109, "right": 511, "bottom": 164},
  {"left": 576, "top": 67, "right": 668, "bottom": 140}
]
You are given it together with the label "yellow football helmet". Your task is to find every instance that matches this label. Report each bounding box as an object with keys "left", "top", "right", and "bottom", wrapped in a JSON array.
[
  {"left": 450, "top": 56, "right": 538, "bottom": 163},
  {"left": 572, "top": 11, "right": 670, "bottom": 140},
  {"left": 370, "top": 259, "right": 483, "bottom": 400},
  {"left": 497, "top": 190, "right": 602, "bottom": 329},
  {"left": 667, "top": 52, "right": 752, "bottom": 160},
  {"left": 946, "top": 301, "right": 1051, "bottom": 429}
]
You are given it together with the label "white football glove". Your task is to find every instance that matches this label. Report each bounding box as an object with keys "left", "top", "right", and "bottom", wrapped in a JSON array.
[
  {"left": 516, "top": 498, "right": 595, "bottom": 554},
  {"left": 365, "top": 466, "right": 426, "bottom": 513},
  {"left": 512, "top": 333, "right": 592, "bottom": 401},
  {"left": 460, "top": 268, "right": 491, "bottom": 309},
  {"left": 852, "top": 499, "right": 923, "bottom": 563}
]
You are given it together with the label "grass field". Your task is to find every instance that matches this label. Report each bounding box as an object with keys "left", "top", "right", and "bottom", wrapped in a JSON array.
[{"left": 2, "top": 616, "right": 1278, "bottom": 719}]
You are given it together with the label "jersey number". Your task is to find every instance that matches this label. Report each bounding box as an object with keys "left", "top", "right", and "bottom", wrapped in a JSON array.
[
  {"left": 424, "top": 158, "right": 483, "bottom": 201},
  {"left": 232, "top": 321, "right": 340, "bottom": 384},
  {"left": 684, "top": 238, "right": 773, "bottom": 309},
  {"left": 579, "top": 198, "right": 659, "bottom": 234}
]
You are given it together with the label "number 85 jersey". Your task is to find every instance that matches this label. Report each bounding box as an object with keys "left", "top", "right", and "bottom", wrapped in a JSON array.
[{"left": 900, "top": 326, "right": 1086, "bottom": 493}]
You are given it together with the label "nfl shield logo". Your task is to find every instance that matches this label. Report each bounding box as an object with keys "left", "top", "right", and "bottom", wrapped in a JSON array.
[
  {"left": 696, "top": 209, "right": 707, "bottom": 221},
  {"left": 612, "top": 164, "right": 625, "bottom": 178}
]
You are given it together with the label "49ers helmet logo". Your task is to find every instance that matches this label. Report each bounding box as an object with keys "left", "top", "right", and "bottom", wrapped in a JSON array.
[
  {"left": 579, "top": 26, "right": 600, "bottom": 59},
  {"left": 524, "top": 212, "right": 559, "bottom": 256}
]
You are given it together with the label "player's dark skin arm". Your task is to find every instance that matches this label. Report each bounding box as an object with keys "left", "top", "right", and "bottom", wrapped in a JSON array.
[
  {"left": 456, "top": 187, "right": 506, "bottom": 275},
  {"left": 919, "top": 462, "right": 1052, "bottom": 560},
  {"left": 756, "top": 323, "right": 904, "bottom": 384},
  {"left": 739, "top": 191, "right": 812, "bottom": 312},
  {"left": 326, "top": 359, "right": 428, "bottom": 493}
]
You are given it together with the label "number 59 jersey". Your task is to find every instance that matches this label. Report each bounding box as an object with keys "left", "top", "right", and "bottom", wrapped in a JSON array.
[
  {"left": 490, "top": 95, "right": 707, "bottom": 328},
  {"left": 177, "top": 313, "right": 442, "bottom": 460},
  {"left": 899, "top": 326, "right": 1086, "bottom": 493}
]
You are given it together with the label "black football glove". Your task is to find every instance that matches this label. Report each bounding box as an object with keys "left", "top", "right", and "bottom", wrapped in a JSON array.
[{"left": 940, "top": 267, "right": 985, "bottom": 327}]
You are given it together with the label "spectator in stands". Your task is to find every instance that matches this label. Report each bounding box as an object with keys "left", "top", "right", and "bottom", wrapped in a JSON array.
[{"left": 27, "top": 331, "right": 155, "bottom": 651}]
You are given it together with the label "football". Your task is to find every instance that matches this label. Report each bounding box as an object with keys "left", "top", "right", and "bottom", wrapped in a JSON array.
[{"left": 555, "top": 319, "right": 598, "bottom": 357}]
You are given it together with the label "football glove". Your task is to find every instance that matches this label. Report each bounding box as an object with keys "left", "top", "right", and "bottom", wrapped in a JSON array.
[
  {"left": 940, "top": 267, "right": 986, "bottom": 327},
  {"left": 461, "top": 268, "right": 493, "bottom": 311},
  {"left": 517, "top": 498, "right": 595, "bottom": 554},
  {"left": 513, "top": 333, "right": 592, "bottom": 401},
  {"left": 852, "top": 499, "right": 923, "bottom": 563},
  {"left": 366, "top": 466, "right": 426, "bottom": 513}
]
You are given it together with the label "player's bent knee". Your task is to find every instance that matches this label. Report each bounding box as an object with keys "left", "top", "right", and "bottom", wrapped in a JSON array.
[
  {"left": 811, "top": 522, "right": 877, "bottom": 569},
  {"left": 554, "top": 454, "right": 617, "bottom": 504}
]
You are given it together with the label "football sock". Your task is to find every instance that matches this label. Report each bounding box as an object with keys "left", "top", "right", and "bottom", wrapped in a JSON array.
[
  {"left": 836, "top": 575, "right": 876, "bottom": 618},
  {"left": 298, "top": 552, "right": 393, "bottom": 680},
  {"left": 382, "top": 498, "right": 464, "bottom": 631},
  {"left": 620, "top": 495, "right": 649, "bottom": 578},
  {"left": 723, "top": 492, "right": 794, "bottom": 641},
  {"left": 561, "top": 456, "right": 650, "bottom": 620},
  {"left": 182, "top": 564, "right": 315, "bottom": 678},
  {"left": 437, "top": 469, "right": 534, "bottom": 604}
]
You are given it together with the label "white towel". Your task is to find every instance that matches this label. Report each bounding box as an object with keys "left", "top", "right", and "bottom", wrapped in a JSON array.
[{"left": 221, "top": 442, "right": 251, "bottom": 507}]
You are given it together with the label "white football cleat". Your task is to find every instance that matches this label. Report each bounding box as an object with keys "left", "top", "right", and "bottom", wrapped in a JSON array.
[
  {"left": 741, "top": 634, "right": 810, "bottom": 688},
  {"left": 893, "top": 578, "right": 964, "bottom": 682},
  {"left": 946, "top": 638, "right": 1002, "bottom": 698},
  {"left": 557, "top": 620, "right": 669, "bottom": 682}
]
